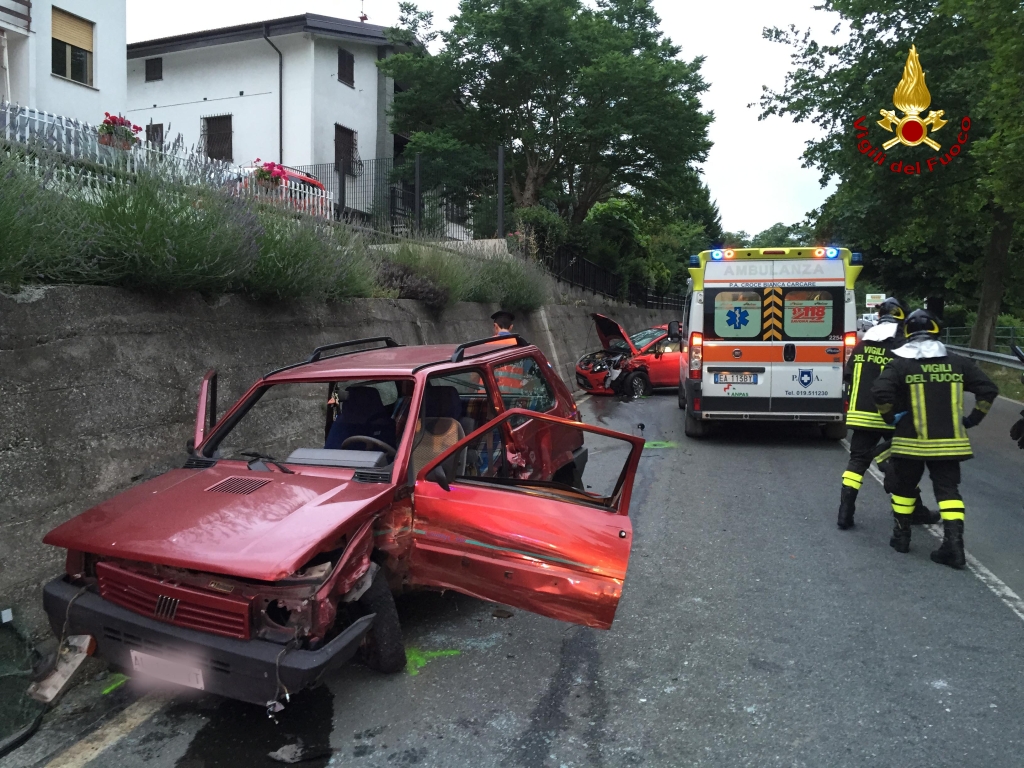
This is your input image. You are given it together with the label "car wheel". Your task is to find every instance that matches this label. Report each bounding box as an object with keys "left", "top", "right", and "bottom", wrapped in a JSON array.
[
  {"left": 822, "top": 422, "right": 847, "bottom": 440},
  {"left": 684, "top": 408, "right": 709, "bottom": 438},
  {"left": 355, "top": 570, "right": 406, "bottom": 674},
  {"left": 677, "top": 384, "right": 686, "bottom": 410},
  {"left": 625, "top": 372, "right": 651, "bottom": 399}
]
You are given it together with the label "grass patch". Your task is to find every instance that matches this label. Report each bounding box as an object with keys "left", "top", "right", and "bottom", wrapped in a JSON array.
[{"left": 981, "top": 362, "right": 1024, "bottom": 403}]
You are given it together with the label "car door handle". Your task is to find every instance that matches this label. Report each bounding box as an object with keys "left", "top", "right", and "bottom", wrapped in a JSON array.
[{"left": 784, "top": 343, "right": 796, "bottom": 362}]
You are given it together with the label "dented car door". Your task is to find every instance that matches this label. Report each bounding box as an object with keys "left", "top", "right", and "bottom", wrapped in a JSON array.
[{"left": 408, "top": 410, "right": 644, "bottom": 630}]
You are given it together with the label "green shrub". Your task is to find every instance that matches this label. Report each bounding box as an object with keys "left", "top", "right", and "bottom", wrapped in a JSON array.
[
  {"left": 80, "top": 172, "right": 261, "bottom": 292},
  {"left": 472, "top": 256, "right": 549, "bottom": 312},
  {"left": 513, "top": 206, "right": 567, "bottom": 258},
  {"left": 0, "top": 150, "right": 87, "bottom": 291},
  {"left": 247, "top": 213, "right": 374, "bottom": 301}
]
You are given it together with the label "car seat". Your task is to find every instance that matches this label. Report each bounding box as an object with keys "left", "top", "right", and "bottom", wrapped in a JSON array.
[
  {"left": 324, "top": 386, "right": 397, "bottom": 452},
  {"left": 412, "top": 386, "right": 467, "bottom": 477}
]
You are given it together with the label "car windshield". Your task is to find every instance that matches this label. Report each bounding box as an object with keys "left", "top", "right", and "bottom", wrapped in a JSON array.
[
  {"left": 205, "top": 379, "right": 413, "bottom": 468},
  {"left": 611, "top": 328, "right": 663, "bottom": 352}
]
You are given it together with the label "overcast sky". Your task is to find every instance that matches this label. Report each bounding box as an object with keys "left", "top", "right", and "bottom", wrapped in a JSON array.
[{"left": 128, "top": 1, "right": 843, "bottom": 235}]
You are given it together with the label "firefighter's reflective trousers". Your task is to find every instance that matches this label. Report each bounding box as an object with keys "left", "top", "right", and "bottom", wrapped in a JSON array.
[
  {"left": 842, "top": 430, "right": 888, "bottom": 491},
  {"left": 889, "top": 458, "right": 965, "bottom": 521}
]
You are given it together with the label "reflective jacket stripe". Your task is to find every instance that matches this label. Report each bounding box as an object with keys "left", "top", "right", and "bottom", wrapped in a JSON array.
[
  {"left": 951, "top": 382, "right": 965, "bottom": 440},
  {"left": 846, "top": 410, "right": 892, "bottom": 430},
  {"left": 911, "top": 383, "right": 928, "bottom": 440},
  {"left": 891, "top": 436, "right": 972, "bottom": 458}
]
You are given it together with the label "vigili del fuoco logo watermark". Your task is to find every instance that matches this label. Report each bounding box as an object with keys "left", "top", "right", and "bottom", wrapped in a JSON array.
[{"left": 852, "top": 45, "right": 971, "bottom": 175}]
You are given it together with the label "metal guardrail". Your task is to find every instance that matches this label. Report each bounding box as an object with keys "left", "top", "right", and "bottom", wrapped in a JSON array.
[{"left": 947, "top": 345, "right": 1024, "bottom": 371}]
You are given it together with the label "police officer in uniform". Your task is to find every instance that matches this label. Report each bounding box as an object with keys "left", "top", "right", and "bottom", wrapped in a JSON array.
[
  {"left": 872, "top": 309, "right": 999, "bottom": 566},
  {"left": 837, "top": 298, "right": 937, "bottom": 529}
]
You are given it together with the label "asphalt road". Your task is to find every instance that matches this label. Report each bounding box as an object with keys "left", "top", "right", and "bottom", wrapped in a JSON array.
[{"left": 7, "top": 390, "right": 1024, "bottom": 768}]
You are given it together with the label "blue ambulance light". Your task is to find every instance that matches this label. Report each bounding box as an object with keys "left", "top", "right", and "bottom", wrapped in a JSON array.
[
  {"left": 711, "top": 249, "right": 724, "bottom": 260},
  {"left": 826, "top": 247, "right": 840, "bottom": 259},
  {"left": 850, "top": 252, "right": 863, "bottom": 264},
  {"left": 689, "top": 254, "right": 701, "bottom": 267}
]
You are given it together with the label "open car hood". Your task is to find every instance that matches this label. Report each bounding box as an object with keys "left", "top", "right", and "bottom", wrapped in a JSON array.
[
  {"left": 43, "top": 465, "right": 394, "bottom": 581},
  {"left": 591, "top": 314, "right": 637, "bottom": 355}
]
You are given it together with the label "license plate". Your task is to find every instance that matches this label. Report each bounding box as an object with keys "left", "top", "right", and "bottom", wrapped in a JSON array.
[
  {"left": 714, "top": 373, "right": 757, "bottom": 384},
  {"left": 130, "top": 650, "right": 204, "bottom": 690}
]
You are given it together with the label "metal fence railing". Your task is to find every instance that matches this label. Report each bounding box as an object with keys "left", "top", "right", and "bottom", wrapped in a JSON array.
[
  {"left": 540, "top": 247, "right": 686, "bottom": 311},
  {"left": 1, "top": 100, "right": 334, "bottom": 219},
  {"left": 942, "top": 326, "right": 1024, "bottom": 355},
  {"left": 292, "top": 154, "right": 494, "bottom": 240},
  {"left": 947, "top": 345, "right": 1024, "bottom": 371}
]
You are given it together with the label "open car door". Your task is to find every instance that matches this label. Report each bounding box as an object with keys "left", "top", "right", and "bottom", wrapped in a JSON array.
[{"left": 410, "top": 409, "right": 645, "bottom": 630}]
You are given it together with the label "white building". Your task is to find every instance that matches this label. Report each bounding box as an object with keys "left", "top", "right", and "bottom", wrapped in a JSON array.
[
  {"left": 125, "top": 14, "right": 403, "bottom": 176},
  {"left": 0, "top": 0, "right": 127, "bottom": 122}
]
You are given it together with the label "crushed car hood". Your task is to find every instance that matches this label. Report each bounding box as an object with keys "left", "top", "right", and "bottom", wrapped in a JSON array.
[
  {"left": 43, "top": 465, "right": 394, "bottom": 581},
  {"left": 591, "top": 314, "right": 637, "bottom": 355}
]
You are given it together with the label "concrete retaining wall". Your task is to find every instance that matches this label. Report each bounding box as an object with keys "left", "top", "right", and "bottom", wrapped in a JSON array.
[{"left": 0, "top": 286, "right": 666, "bottom": 635}]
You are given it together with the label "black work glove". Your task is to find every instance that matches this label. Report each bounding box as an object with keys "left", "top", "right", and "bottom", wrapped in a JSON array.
[
  {"left": 1011, "top": 412, "right": 1024, "bottom": 449},
  {"left": 963, "top": 410, "right": 983, "bottom": 429}
]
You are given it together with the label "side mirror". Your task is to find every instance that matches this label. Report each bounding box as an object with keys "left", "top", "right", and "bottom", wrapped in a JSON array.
[
  {"left": 426, "top": 464, "right": 450, "bottom": 492},
  {"left": 667, "top": 321, "right": 681, "bottom": 341}
]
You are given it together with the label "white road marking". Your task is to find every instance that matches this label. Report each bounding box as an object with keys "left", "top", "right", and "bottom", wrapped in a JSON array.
[
  {"left": 43, "top": 694, "right": 168, "bottom": 768},
  {"left": 576, "top": 394, "right": 592, "bottom": 406},
  {"left": 841, "top": 438, "right": 1024, "bottom": 624}
]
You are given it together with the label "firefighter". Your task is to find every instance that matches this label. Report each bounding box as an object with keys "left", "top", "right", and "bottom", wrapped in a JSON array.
[
  {"left": 872, "top": 309, "right": 999, "bottom": 567},
  {"left": 837, "top": 298, "right": 937, "bottom": 529}
]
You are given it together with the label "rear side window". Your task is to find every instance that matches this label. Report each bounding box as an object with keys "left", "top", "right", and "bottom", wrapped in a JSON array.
[
  {"left": 712, "top": 291, "right": 761, "bottom": 339},
  {"left": 783, "top": 289, "right": 839, "bottom": 340},
  {"left": 493, "top": 357, "right": 556, "bottom": 416}
]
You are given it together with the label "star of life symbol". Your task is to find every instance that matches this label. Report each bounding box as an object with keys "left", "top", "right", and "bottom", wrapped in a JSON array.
[
  {"left": 726, "top": 306, "right": 749, "bottom": 330},
  {"left": 877, "top": 45, "right": 947, "bottom": 151}
]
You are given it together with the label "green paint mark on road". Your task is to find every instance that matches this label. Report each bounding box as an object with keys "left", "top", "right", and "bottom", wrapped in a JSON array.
[
  {"left": 644, "top": 441, "right": 678, "bottom": 449},
  {"left": 102, "top": 673, "right": 129, "bottom": 695},
  {"left": 405, "top": 647, "right": 461, "bottom": 676}
]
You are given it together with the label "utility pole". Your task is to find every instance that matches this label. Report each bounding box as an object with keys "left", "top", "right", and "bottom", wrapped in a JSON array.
[
  {"left": 496, "top": 144, "right": 505, "bottom": 240},
  {"left": 414, "top": 153, "right": 421, "bottom": 234}
]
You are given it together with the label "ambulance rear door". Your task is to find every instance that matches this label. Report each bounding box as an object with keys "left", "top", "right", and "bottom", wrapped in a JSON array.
[
  {"left": 769, "top": 259, "right": 846, "bottom": 418},
  {"left": 699, "top": 260, "right": 774, "bottom": 414}
]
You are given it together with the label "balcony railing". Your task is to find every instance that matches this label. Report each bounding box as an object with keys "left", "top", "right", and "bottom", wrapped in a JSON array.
[{"left": 0, "top": 0, "right": 31, "bottom": 32}]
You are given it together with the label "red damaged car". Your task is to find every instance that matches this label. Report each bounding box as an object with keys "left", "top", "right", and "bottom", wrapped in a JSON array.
[
  {"left": 41, "top": 336, "right": 644, "bottom": 708},
  {"left": 575, "top": 314, "right": 685, "bottom": 398}
]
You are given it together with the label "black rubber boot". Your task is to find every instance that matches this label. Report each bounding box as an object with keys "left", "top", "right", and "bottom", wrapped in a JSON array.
[
  {"left": 930, "top": 520, "right": 966, "bottom": 569},
  {"left": 837, "top": 486, "right": 857, "bottom": 530},
  {"left": 889, "top": 514, "right": 911, "bottom": 553},
  {"left": 910, "top": 493, "right": 940, "bottom": 525}
]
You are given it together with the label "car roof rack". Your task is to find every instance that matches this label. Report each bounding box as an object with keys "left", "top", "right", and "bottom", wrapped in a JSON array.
[
  {"left": 264, "top": 336, "right": 403, "bottom": 378},
  {"left": 450, "top": 335, "right": 529, "bottom": 363}
]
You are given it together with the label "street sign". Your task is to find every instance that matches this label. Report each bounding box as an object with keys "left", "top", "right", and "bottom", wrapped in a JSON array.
[{"left": 865, "top": 293, "right": 886, "bottom": 308}]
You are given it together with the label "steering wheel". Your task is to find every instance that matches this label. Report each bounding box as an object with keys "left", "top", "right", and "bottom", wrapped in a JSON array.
[{"left": 340, "top": 435, "right": 397, "bottom": 459}]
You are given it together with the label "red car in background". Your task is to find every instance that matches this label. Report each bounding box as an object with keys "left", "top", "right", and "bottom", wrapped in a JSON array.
[
  {"left": 575, "top": 314, "right": 685, "bottom": 398},
  {"left": 39, "top": 336, "right": 644, "bottom": 708}
]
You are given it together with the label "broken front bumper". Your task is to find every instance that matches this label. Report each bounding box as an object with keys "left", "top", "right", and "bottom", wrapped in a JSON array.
[{"left": 43, "top": 577, "right": 374, "bottom": 705}]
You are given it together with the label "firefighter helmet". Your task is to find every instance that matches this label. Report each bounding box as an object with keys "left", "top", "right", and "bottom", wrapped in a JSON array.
[
  {"left": 903, "top": 309, "right": 942, "bottom": 339},
  {"left": 876, "top": 297, "right": 906, "bottom": 323}
]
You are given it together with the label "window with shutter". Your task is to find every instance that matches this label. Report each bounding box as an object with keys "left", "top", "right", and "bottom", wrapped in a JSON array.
[
  {"left": 335, "top": 125, "right": 356, "bottom": 176},
  {"left": 203, "top": 115, "right": 233, "bottom": 162},
  {"left": 51, "top": 8, "right": 94, "bottom": 87},
  {"left": 338, "top": 48, "right": 354, "bottom": 86},
  {"left": 145, "top": 58, "right": 163, "bottom": 82}
]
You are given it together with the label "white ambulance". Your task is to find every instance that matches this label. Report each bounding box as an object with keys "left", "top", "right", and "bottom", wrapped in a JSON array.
[{"left": 672, "top": 247, "right": 862, "bottom": 438}]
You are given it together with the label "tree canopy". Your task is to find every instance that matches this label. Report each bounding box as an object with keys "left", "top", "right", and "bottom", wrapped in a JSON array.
[
  {"left": 379, "top": 0, "right": 718, "bottom": 292},
  {"left": 759, "top": 0, "right": 1023, "bottom": 347}
]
